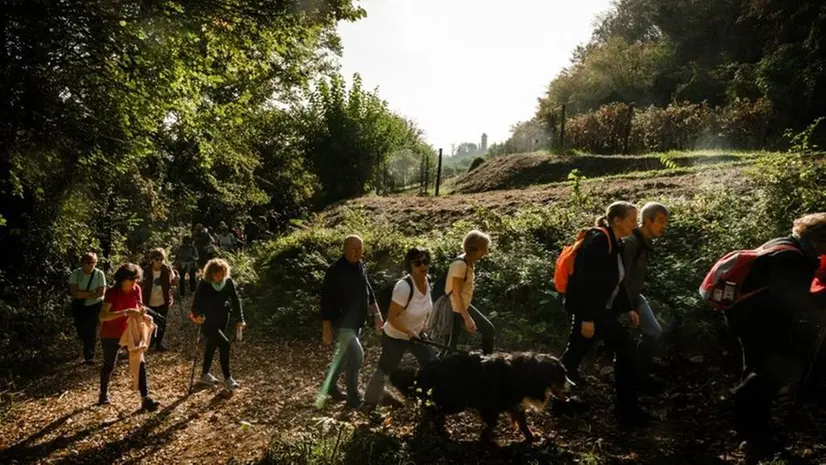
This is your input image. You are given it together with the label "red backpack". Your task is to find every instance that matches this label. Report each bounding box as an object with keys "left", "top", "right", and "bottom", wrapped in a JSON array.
[
  {"left": 699, "top": 242, "right": 802, "bottom": 310},
  {"left": 554, "top": 227, "right": 611, "bottom": 294}
]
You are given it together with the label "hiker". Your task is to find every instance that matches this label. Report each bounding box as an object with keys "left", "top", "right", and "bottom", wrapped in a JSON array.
[
  {"left": 232, "top": 222, "right": 246, "bottom": 247},
  {"left": 141, "top": 248, "right": 178, "bottom": 352},
  {"left": 559, "top": 201, "right": 648, "bottom": 425},
  {"left": 320, "top": 234, "right": 383, "bottom": 408},
  {"left": 193, "top": 226, "right": 215, "bottom": 269},
  {"left": 176, "top": 236, "right": 199, "bottom": 297},
  {"left": 436, "top": 230, "right": 494, "bottom": 355},
  {"left": 191, "top": 258, "right": 246, "bottom": 391},
  {"left": 216, "top": 224, "right": 238, "bottom": 251},
  {"left": 68, "top": 252, "right": 107, "bottom": 364},
  {"left": 364, "top": 247, "right": 435, "bottom": 408},
  {"left": 97, "top": 263, "right": 160, "bottom": 411},
  {"left": 244, "top": 217, "right": 260, "bottom": 243},
  {"left": 720, "top": 213, "right": 826, "bottom": 455},
  {"left": 622, "top": 202, "right": 670, "bottom": 390}
]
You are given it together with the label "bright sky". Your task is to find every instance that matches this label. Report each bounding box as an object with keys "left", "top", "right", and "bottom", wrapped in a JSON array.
[{"left": 336, "top": 0, "right": 613, "bottom": 153}]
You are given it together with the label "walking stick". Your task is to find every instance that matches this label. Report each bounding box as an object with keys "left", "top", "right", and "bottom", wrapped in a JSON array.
[{"left": 187, "top": 322, "right": 201, "bottom": 394}]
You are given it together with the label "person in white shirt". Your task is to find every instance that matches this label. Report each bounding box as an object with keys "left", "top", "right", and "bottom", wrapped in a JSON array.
[
  {"left": 444, "top": 230, "right": 494, "bottom": 355},
  {"left": 363, "top": 247, "right": 435, "bottom": 408},
  {"left": 141, "top": 248, "right": 178, "bottom": 351}
]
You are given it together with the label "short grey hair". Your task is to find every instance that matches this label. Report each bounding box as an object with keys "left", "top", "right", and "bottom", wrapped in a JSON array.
[
  {"left": 640, "top": 202, "right": 670, "bottom": 222},
  {"left": 462, "top": 230, "right": 491, "bottom": 254}
]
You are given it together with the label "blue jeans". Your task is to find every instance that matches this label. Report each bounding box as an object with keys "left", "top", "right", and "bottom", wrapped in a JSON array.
[
  {"left": 329, "top": 328, "right": 364, "bottom": 406},
  {"left": 636, "top": 295, "right": 662, "bottom": 379}
]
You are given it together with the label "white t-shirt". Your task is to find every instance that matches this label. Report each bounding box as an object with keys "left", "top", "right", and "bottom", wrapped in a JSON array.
[
  {"left": 149, "top": 269, "right": 165, "bottom": 307},
  {"left": 384, "top": 277, "right": 432, "bottom": 340},
  {"left": 444, "top": 257, "right": 474, "bottom": 313}
]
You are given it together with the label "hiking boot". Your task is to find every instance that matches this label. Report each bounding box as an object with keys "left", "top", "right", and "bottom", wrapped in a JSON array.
[
  {"left": 199, "top": 373, "right": 218, "bottom": 386},
  {"left": 98, "top": 394, "right": 111, "bottom": 406},
  {"left": 327, "top": 385, "right": 346, "bottom": 402},
  {"left": 615, "top": 406, "right": 652, "bottom": 427},
  {"left": 141, "top": 396, "right": 160, "bottom": 412},
  {"left": 551, "top": 396, "right": 589, "bottom": 415},
  {"left": 224, "top": 377, "right": 239, "bottom": 391}
]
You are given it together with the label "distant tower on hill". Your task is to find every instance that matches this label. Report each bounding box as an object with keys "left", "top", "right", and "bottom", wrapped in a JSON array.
[{"left": 481, "top": 133, "right": 488, "bottom": 152}]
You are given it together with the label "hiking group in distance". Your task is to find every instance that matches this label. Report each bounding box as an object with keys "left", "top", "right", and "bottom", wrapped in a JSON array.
[{"left": 67, "top": 203, "right": 826, "bottom": 458}]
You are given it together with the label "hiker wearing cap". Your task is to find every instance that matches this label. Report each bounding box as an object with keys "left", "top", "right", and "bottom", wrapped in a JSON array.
[
  {"left": 715, "top": 213, "right": 826, "bottom": 457},
  {"left": 363, "top": 247, "right": 435, "bottom": 409},
  {"left": 558, "top": 201, "right": 648, "bottom": 426},
  {"left": 191, "top": 258, "right": 245, "bottom": 391},
  {"left": 68, "top": 252, "right": 107, "bottom": 364},
  {"left": 320, "top": 234, "right": 383, "bottom": 409},
  {"left": 141, "top": 248, "right": 178, "bottom": 352},
  {"left": 621, "top": 202, "right": 670, "bottom": 391},
  {"left": 97, "top": 263, "right": 160, "bottom": 411}
]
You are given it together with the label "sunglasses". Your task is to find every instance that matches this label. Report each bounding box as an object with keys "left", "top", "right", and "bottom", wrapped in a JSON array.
[{"left": 412, "top": 258, "right": 430, "bottom": 267}]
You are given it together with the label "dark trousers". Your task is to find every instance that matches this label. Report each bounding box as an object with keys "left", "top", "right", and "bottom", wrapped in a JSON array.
[
  {"left": 149, "top": 304, "right": 169, "bottom": 348},
  {"left": 203, "top": 326, "right": 231, "bottom": 378},
  {"left": 365, "top": 333, "right": 434, "bottom": 405},
  {"left": 445, "top": 305, "right": 495, "bottom": 355},
  {"left": 72, "top": 302, "right": 101, "bottom": 361},
  {"left": 179, "top": 262, "right": 198, "bottom": 296},
  {"left": 561, "top": 313, "right": 638, "bottom": 410},
  {"left": 100, "top": 338, "right": 148, "bottom": 397},
  {"left": 725, "top": 307, "right": 800, "bottom": 439}
]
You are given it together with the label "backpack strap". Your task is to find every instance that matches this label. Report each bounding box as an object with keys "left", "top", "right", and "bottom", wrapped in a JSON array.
[
  {"left": 404, "top": 275, "right": 414, "bottom": 309},
  {"left": 593, "top": 227, "right": 613, "bottom": 254},
  {"left": 446, "top": 256, "right": 470, "bottom": 297}
]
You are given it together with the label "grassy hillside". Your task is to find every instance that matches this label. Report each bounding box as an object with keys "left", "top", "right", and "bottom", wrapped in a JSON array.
[{"left": 446, "top": 150, "right": 761, "bottom": 194}]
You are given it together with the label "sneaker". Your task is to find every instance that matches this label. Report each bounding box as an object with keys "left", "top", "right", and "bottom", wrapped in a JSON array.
[
  {"left": 327, "top": 385, "right": 347, "bottom": 402},
  {"left": 199, "top": 373, "right": 218, "bottom": 386},
  {"left": 98, "top": 394, "right": 111, "bottom": 406},
  {"left": 346, "top": 394, "right": 364, "bottom": 410},
  {"left": 141, "top": 396, "right": 160, "bottom": 412},
  {"left": 224, "top": 377, "right": 239, "bottom": 391}
]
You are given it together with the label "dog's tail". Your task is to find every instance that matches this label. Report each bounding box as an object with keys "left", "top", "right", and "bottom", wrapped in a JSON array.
[{"left": 388, "top": 366, "right": 418, "bottom": 398}]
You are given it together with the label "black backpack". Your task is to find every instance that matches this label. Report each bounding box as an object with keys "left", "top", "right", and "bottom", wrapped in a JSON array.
[{"left": 430, "top": 256, "right": 469, "bottom": 301}]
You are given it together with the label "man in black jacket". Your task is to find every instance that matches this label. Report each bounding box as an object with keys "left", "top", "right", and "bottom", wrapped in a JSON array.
[
  {"left": 320, "top": 235, "right": 384, "bottom": 408},
  {"left": 724, "top": 212, "right": 826, "bottom": 456}
]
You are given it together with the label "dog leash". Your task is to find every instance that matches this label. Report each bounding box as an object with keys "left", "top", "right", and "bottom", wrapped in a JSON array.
[{"left": 411, "top": 336, "right": 469, "bottom": 356}]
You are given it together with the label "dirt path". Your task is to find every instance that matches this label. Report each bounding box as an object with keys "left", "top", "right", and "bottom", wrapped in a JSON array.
[{"left": 1, "top": 299, "right": 824, "bottom": 464}]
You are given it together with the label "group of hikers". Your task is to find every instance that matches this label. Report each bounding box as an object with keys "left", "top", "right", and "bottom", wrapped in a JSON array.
[
  {"left": 315, "top": 204, "right": 826, "bottom": 457},
  {"left": 69, "top": 248, "right": 246, "bottom": 412},
  {"left": 67, "top": 203, "right": 826, "bottom": 457}
]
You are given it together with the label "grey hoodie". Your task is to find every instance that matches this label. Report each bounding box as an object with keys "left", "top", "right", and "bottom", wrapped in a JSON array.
[{"left": 622, "top": 228, "right": 653, "bottom": 307}]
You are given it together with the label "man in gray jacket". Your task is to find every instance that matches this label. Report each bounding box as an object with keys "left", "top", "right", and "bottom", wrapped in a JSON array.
[{"left": 622, "top": 202, "right": 670, "bottom": 390}]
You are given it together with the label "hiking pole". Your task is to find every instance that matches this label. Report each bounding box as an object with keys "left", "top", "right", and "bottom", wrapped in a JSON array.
[
  {"left": 796, "top": 325, "right": 826, "bottom": 406},
  {"left": 187, "top": 324, "right": 201, "bottom": 394}
]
